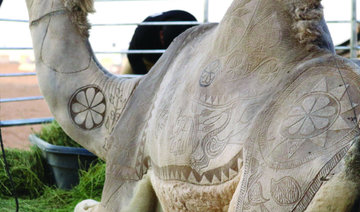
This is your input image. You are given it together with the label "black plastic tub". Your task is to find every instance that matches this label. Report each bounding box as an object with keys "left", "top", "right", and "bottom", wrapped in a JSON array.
[{"left": 29, "top": 134, "right": 97, "bottom": 190}]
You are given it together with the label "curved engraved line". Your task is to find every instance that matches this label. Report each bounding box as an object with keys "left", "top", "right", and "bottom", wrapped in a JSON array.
[
  {"left": 84, "top": 90, "right": 93, "bottom": 109},
  {"left": 87, "top": 90, "right": 96, "bottom": 108},
  {"left": 304, "top": 97, "right": 317, "bottom": 114},
  {"left": 266, "top": 137, "right": 288, "bottom": 158},
  {"left": 259, "top": 74, "right": 350, "bottom": 169},
  {"left": 306, "top": 116, "right": 316, "bottom": 134},
  {"left": 90, "top": 101, "right": 105, "bottom": 110},
  {"left": 308, "top": 93, "right": 341, "bottom": 132},
  {"left": 266, "top": 128, "right": 359, "bottom": 170},
  {"left": 73, "top": 107, "right": 89, "bottom": 114},
  {"left": 287, "top": 116, "right": 305, "bottom": 131},
  {"left": 224, "top": 57, "right": 277, "bottom": 83},
  {"left": 39, "top": 8, "right": 92, "bottom": 74},
  {"left": 218, "top": 0, "right": 261, "bottom": 57},
  {"left": 311, "top": 104, "right": 332, "bottom": 114},
  {"left": 311, "top": 113, "right": 334, "bottom": 118},
  {"left": 203, "top": 113, "right": 222, "bottom": 126},
  {"left": 42, "top": 56, "right": 92, "bottom": 75},
  {"left": 85, "top": 110, "right": 91, "bottom": 125},
  {"left": 72, "top": 101, "right": 89, "bottom": 114},
  {"left": 235, "top": 138, "right": 255, "bottom": 211},
  {"left": 291, "top": 143, "right": 354, "bottom": 212},
  {"left": 199, "top": 61, "right": 220, "bottom": 87},
  {"left": 39, "top": 2, "right": 52, "bottom": 65},
  {"left": 271, "top": 176, "right": 301, "bottom": 206},
  {"left": 69, "top": 85, "right": 106, "bottom": 130},
  {"left": 30, "top": 9, "right": 67, "bottom": 26},
  {"left": 282, "top": 92, "right": 340, "bottom": 139},
  {"left": 202, "top": 108, "right": 233, "bottom": 158},
  {"left": 152, "top": 149, "right": 242, "bottom": 185},
  {"left": 90, "top": 108, "right": 105, "bottom": 116},
  {"left": 194, "top": 97, "right": 237, "bottom": 109}
]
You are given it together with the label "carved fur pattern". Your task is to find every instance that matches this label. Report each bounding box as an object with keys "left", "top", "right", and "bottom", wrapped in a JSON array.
[{"left": 62, "top": 0, "right": 95, "bottom": 38}]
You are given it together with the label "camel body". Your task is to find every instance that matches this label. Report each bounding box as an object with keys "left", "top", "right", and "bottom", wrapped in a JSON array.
[{"left": 25, "top": 0, "right": 360, "bottom": 211}]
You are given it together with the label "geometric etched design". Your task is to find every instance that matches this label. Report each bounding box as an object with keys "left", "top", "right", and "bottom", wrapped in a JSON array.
[
  {"left": 261, "top": 75, "right": 359, "bottom": 170},
  {"left": 311, "top": 132, "right": 327, "bottom": 147},
  {"left": 329, "top": 116, "right": 351, "bottom": 131},
  {"left": 281, "top": 94, "right": 338, "bottom": 139},
  {"left": 152, "top": 150, "right": 242, "bottom": 185},
  {"left": 329, "top": 84, "right": 348, "bottom": 100},
  {"left": 248, "top": 182, "right": 269, "bottom": 205},
  {"left": 271, "top": 176, "right": 301, "bottom": 206},
  {"left": 311, "top": 77, "right": 327, "bottom": 92},
  {"left": 69, "top": 85, "right": 106, "bottom": 130},
  {"left": 199, "top": 60, "right": 221, "bottom": 87},
  {"left": 288, "top": 139, "right": 306, "bottom": 158}
]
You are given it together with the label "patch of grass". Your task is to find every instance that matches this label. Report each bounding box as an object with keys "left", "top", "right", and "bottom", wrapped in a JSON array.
[
  {"left": 0, "top": 148, "right": 106, "bottom": 211},
  {"left": 0, "top": 147, "right": 47, "bottom": 199},
  {"left": 36, "top": 120, "right": 82, "bottom": 147}
]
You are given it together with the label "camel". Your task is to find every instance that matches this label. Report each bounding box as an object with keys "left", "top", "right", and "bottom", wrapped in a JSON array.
[{"left": 25, "top": 0, "right": 360, "bottom": 211}]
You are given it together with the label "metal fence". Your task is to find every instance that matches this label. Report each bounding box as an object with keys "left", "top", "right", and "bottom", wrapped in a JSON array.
[{"left": 0, "top": 0, "right": 359, "bottom": 128}]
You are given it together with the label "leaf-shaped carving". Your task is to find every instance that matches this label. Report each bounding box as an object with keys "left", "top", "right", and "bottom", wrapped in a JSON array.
[
  {"left": 271, "top": 176, "right": 301, "bottom": 205},
  {"left": 248, "top": 182, "right": 269, "bottom": 206},
  {"left": 200, "top": 108, "right": 213, "bottom": 117},
  {"left": 233, "top": 8, "right": 250, "bottom": 18},
  {"left": 203, "top": 113, "right": 223, "bottom": 126}
]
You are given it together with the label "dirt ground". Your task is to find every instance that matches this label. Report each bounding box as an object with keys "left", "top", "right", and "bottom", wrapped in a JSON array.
[{"left": 0, "top": 63, "right": 52, "bottom": 149}]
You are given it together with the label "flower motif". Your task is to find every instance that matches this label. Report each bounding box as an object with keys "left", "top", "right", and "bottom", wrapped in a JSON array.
[
  {"left": 282, "top": 95, "right": 337, "bottom": 137},
  {"left": 70, "top": 86, "right": 106, "bottom": 130},
  {"left": 199, "top": 60, "right": 220, "bottom": 87}
]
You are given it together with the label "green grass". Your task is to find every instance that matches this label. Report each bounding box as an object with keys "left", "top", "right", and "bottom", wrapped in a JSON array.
[
  {"left": 35, "top": 120, "right": 82, "bottom": 147},
  {"left": 0, "top": 148, "right": 105, "bottom": 211},
  {"left": 0, "top": 147, "right": 46, "bottom": 199}
]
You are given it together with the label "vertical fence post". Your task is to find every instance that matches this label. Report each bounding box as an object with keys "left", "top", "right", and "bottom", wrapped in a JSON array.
[
  {"left": 350, "top": 0, "right": 358, "bottom": 59},
  {"left": 203, "top": 0, "right": 209, "bottom": 23}
]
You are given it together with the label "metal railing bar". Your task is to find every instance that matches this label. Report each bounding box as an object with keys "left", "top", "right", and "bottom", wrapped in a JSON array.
[
  {"left": 327, "top": 20, "right": 356, "bottom": 23},
  {"left": 2, "top": 47, "right": 357, "bottom": 53},
  {"left": 203, "top": 0, "right": 209, "bottom": 23},
  {"left": 0, "top": 117, "right": 54, "bottom": 128},
  {"left": 0, "top": 73, "right": 141, "bottom": 78},
  {"left": 0, "top": 96, "right": 44, "bottom": 103},
  {"left": 0, "top": 48, "right": 166, "bottom": 54},
  {"left": 0, "top": 75, "right": 139, "bottom": 103},
  {"left": 335, "top": 46, "right": 360, "bottom": 50},
  {"left": 93, "top": 21, "right": 204, "bottom": 26},
  {"left": 0, "top": 18, "right": 28, "bottom": 23},
  {"left": 0, "top": 73, "right": 36, "bottom": 77},
  {"left": 2, "top": 17, "right": 355, "bottom": 25},
  {"left": 94, "top": 0, "right": 170, "bottom": 1},
  {"left": 0, "top": 47, "right": 33, "bottom": 50},
  {"left": 96, "top": 49, "right": 166, "bottom": 54},
  {"left": 350, "top": 0, "right": 358, "bottom": 58},
  {"left": 118, "top": 74, "right": 141, "bottom": 78},
  {"left": 335, "top": 46, "right": 352, "bottom": 50},
  {"left": 0, "top": 19, "right": 204, "bottom": 26}
]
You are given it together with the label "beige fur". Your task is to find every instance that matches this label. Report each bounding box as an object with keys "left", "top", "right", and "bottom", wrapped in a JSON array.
[
  {"left": 74, "top": 199, "right": 99, "bottom": 212},
  {"left": 305, "top": 172, "right": 359, "bottom": 212},
  {"left": 122, "top": 174, "right": 162, "bottom": 212},
  {"left": 62, "top": 0, "right": 94, "bottom": 38},
  {"left": 150, "top": 172, "right": 241, "bottom": 212},
  {"left": 306, "top": 139, "right": 360, "bottom": 212},
  {"left": 289, "top": 0, "right": 324, "bottom": 51}
]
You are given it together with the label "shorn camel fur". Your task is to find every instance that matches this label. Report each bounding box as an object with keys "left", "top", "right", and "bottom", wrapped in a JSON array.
[{"left": 26, "top": 0, "right": 360, "bottom": 211}]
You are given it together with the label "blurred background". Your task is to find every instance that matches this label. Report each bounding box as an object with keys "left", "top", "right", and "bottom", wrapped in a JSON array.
[{"left": 0, "top": 0, "right": 359, "bottom": 149}]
